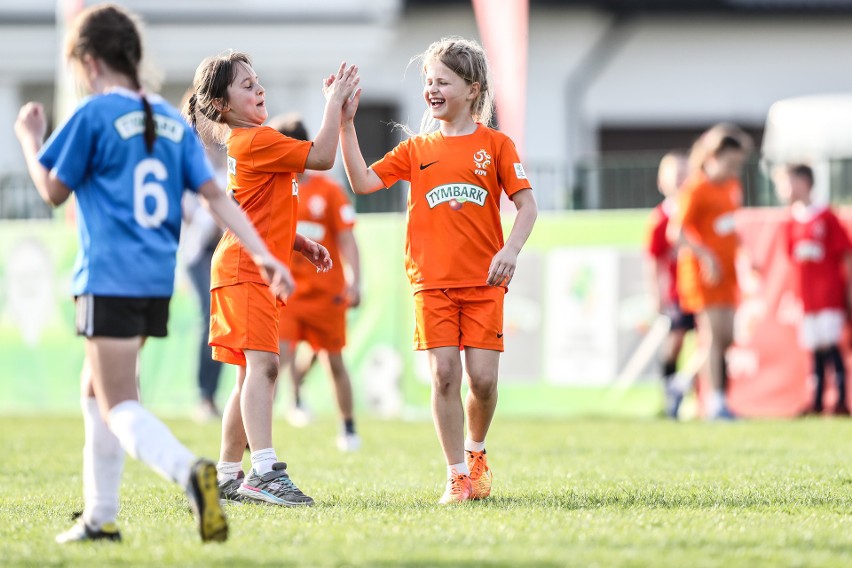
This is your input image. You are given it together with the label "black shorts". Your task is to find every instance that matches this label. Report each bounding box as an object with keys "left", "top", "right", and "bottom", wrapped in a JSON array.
[
  {"left": 666, "top": 304, "right": 696, "bottom": 332},
  {"left": 75, "top": 294, "right": 171, "bottom": 338}
]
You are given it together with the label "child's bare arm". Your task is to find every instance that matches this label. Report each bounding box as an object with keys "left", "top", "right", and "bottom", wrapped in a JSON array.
[
  {"left": 339, "top": 89, "right": 384, "bottom": 194},
  {"left": 15, "top": 103, "right": 72, "bottom": 207},
  {"left": 487, "top": 189, "right": 537, "bottom": 287},
  {"left": 305, "top": 63, "right": 360, "bottom": 171}
]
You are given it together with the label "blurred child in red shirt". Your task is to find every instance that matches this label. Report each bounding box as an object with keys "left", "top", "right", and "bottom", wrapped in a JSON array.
[
  {"left": 775, "top": 164, "right": 852, "bottom": 416},
  {"left": 646, "top": 150, "right": 695, "bottom": 418}
]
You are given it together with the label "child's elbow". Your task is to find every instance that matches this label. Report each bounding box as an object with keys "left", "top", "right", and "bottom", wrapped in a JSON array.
[{"left": 312, "top": 153, "right": 336, "bottom": 171}]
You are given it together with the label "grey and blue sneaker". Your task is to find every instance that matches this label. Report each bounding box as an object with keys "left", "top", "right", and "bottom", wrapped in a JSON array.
[
  {"left": 218, "top": 471, "right": 246, "bottom": 503},
  {"left": 56, "top": 512, "right": 121, "bottom": 544},
  {"left": 236, "top": 462, "right": 314, "bottom": 507}
]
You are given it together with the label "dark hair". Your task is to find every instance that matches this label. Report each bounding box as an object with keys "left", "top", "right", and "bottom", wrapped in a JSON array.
[
  {"left": 715, "top": 136, "right": 744, "bottom": 155},
  {"left": 787, "top": 163, "right": 814, "bottom": 187},
  {"left": 183, "top": 50, "right": 253, "bottom": 145},
  {"left": 267, "top": 113, "right": 309, "bottom": 142},
  {"left": 67, "top": 4, "right": 155, "bottom": 152}
]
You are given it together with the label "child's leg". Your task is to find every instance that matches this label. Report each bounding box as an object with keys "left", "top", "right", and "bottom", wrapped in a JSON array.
[
  {"left": 812, "top": 349, "right": 827, "bottom": 412},
  {"left": 241, "top": 349, "right": 280, "bottom": 473},
  {"left": 87, "top": 337, "right": 195, "bottom": 485},
  {"left": 427, "top": 346, "right": 466, "bottom": 472},
  {"left": 80, "top": 356, "right": 124, "bottom": 530},
  {"left": 698, "top": 306, "right": 735, "bottom": 415},
  {"left": 826, "top": 345, "right": 847, "bottom": 410},
  {"left": 463, "top": 347, "right": 500, "bottom": 445},
  {"left": 219, "top": 365, "right": 248, "bottom": 474},
  {"left": 320, "top": 351, "right": 355, "bottom": 428},
  {"left": 277, "top": 340, "right": 300, "bottom": 406},
  {"left": 661, "top": 329, "right": 687, "bottom": 383}
]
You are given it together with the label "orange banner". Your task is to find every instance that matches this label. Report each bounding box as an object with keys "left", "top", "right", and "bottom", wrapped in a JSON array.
[{"left": 472, "top": 0, "right": 529, "bottom": 157}]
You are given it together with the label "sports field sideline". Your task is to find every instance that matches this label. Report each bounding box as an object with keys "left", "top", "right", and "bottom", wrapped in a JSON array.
[{"left": 2, "top": 415, "right": 850, "bottom": 567}]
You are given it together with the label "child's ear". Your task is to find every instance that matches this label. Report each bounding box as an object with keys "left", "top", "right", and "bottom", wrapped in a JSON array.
[
  {"left": 468, "top": 82, "right": 481, "bottom": 101},
  {"left": 212, "top": 98, "right": 229, "bottom": 113}
]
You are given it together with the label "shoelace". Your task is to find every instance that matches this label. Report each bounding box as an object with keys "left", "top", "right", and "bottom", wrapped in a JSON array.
[
  {"left": 468, "top": 452, "right": 486, "bottom": 477},
  {"left": 448, "top": 473, "right": 468, "bottom": 496},
  {"left": 268, "top": 470, "right": 303, "bottom": 495}
]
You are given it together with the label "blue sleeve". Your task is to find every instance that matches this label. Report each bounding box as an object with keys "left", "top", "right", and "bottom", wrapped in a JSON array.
[
  {"left": 38, "top": 106, "right": 96, "bottom": 191},
  {"left": 182, "top": 128, "right": 215, "bottom": 193}
]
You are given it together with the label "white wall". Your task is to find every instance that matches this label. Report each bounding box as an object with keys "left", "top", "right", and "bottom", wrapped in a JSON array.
[{"left": 4, "top": 4, "right": 852, "bottom": 209}]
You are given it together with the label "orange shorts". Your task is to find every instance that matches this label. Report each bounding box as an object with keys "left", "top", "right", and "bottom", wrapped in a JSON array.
[
  {"left": 278, "top": 299, "right": 347, "bottom": 352},
  {"left": 209, "top": 281, "right": 281, "bottom": 366},
  {"left": 413, "top": 286, "right": 505, "bottom": 351},
  {"left": 678, "top": 259, "right": 738, "bottom": 313}
]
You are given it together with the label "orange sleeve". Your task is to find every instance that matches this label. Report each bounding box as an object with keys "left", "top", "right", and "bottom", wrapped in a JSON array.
[
  {"left": 249, "top": 127, "right": 312, "bottom": 174},
  {"left": 370, "top": 138, "right": 412, "bottom": 188},
  {"left": 678, "top": 183, "right": 703, "bottom": 237},
  {"left": 495, "top": 136, "right": 532, "bottom": 197}
]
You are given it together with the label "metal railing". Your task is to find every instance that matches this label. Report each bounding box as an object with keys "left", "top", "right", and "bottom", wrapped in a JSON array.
[
  {"left": 574, "top": 153, "right": 781, "bottom": 210},
  {"left": 15, "top": 155, "right": 852, "bottom": 219},
  {"left": 0, "top": 173, "right": 52, "bottom": 219}
]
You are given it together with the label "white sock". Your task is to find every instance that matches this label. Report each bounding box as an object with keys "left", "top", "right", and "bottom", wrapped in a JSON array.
[
  {"left": 108, "top": 400, "right": 195, "bottom": 488},
  {"left": 464, "top": 437, "right": 486, "bottom": 453},
  {"left": 82, "top": 398, "right": 124, "bottom": 529},
  {"left": 709, "top": 391, "right": 726, "bottom": 415},
  {"left": 250, "top": 448, "right": 278, "bottom": 475},
  {"left": 217, "top": 461, "right": 243, "bottom": 483},
  {"left": 448, "top": 462, "right": 469, "bottom": 478}
]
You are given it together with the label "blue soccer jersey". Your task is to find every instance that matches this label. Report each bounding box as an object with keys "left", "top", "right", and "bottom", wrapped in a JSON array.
[{"left": 39, "top": 88, "right": 214, "bottom": 297}]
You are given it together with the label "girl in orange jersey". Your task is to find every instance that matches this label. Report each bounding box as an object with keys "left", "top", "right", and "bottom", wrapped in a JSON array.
[
  {"left": 184, "top": 51, "right": 358, "bottom": 506},
  {"left": 668, "top": 124, "right": 753, "bottom": 420},
  {"left": 340, "top": 37, "right": 538, "bottom": 503}
]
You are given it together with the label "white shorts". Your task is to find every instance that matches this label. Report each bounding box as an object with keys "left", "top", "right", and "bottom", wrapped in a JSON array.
[{"left": 800, "top": 309, "right": 846, "bottom": 351}]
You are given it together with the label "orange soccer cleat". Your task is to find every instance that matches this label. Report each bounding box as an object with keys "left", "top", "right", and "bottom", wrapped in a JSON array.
[
  {"left": 466, "top": 450, "right": 493, "bottom": 500},
  {"left": 438, "top": 469, "right": 473, "bottom": 504}
]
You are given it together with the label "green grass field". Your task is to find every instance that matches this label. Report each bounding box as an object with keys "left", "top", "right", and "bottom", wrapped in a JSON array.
[{"left": 2, "top": 415, "right": 852, "bottom": 567}]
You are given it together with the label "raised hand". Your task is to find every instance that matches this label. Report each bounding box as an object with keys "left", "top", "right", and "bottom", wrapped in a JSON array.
[
  {"left": 322, "top": 62, "right": 360, "bottom": 106},
  {"left": 15, "top": 102, "right": 47, "bottom": 145},
  {"left": 342, "top": 88, "right": 362, "bottom": 123}
]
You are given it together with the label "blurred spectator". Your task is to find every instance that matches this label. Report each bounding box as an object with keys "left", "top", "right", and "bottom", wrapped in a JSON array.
[
  {"left": 646, "top": 150, "right": 696, "bottom": 418},
  {"left": 774, "top": 164, "right": 852, "bottom": 416},
  {"left": 180, "top": 84, "right": 227, "bottom": 421},
  {"left": 182, "top": 143, "right": 226, "bottom": 421},
  {"left": 269, "top": 113, "right": 362, "bottom": 451}
]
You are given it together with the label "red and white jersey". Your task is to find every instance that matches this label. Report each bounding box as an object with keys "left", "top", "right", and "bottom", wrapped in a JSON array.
[{"left": 786, "top": 203, "right": 852, "bottom": 313}]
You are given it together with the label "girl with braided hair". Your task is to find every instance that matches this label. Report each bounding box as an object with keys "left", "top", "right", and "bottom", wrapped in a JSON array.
[{"left": 15, "top": 3, "right": 293, "bottom": 543}]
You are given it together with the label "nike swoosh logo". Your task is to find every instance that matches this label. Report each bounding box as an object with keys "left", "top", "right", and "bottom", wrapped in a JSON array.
[
  {"left": 497, "top": 333, "right": 503, "bottom": 339},
  {"left": 419, "top": 161, "right": 439, "bottom": 170}
]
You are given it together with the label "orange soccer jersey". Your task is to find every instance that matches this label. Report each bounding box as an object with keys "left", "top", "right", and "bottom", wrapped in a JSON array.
[
  {"left": 278, "top": 173, "right": 355, "bottom": 352},
  {"left": 370, "top": 124, "right": 531, "bottom": 292},
  {"left": 675, "top": 171, "right": 741, "bottom": 312},
  {"left": 287, "top": 173, "right": 355, "bottom": 305},
  {"left": 211, "top": 126, "right": 312, "bottom": 289},
  {"left": 209, "top": 126, "right": 312, "bottom": 365}
]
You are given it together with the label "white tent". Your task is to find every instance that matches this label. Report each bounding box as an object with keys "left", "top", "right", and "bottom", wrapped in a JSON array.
[
  {"left": 762, "top": 94, "right": 852, "bottom": 204},
  {"left": 763, "top": 94, "right": 852, "bottom": 163}
]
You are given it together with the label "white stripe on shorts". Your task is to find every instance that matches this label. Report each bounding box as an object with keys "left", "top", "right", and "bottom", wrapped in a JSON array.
[{"left": 76, "top": 294, "right": 94, "bottom": 337}]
